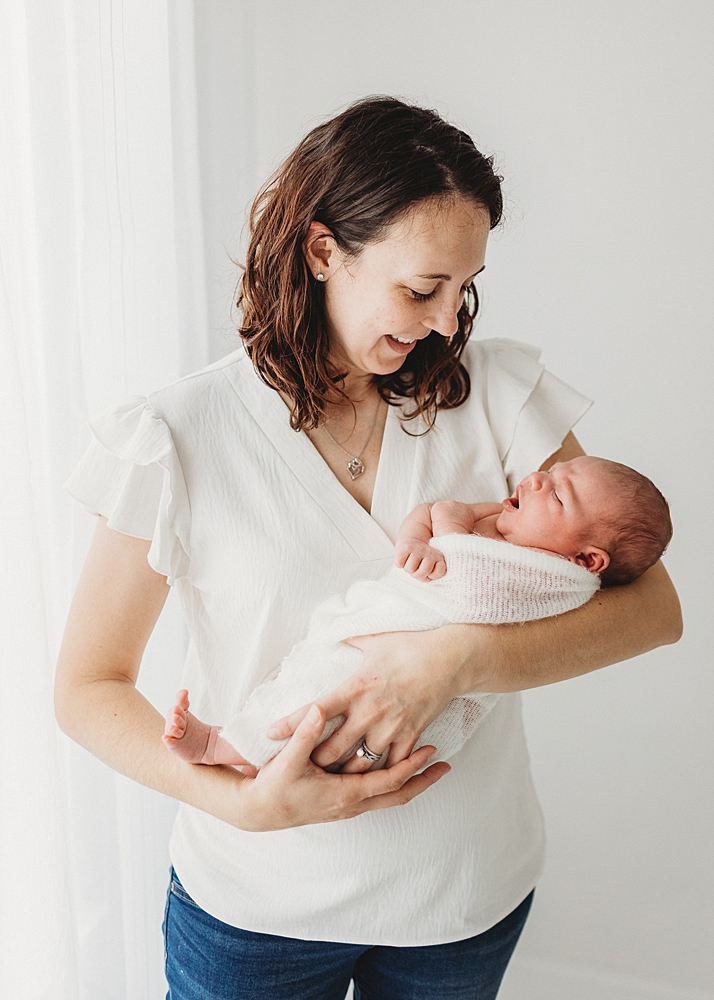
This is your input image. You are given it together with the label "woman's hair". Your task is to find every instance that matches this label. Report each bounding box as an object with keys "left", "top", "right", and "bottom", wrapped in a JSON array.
[
  {"left": 597, "top": 461, "right": 673, "bottom": 587},
  {"left": 237, "top": 96, "right": 503, "bottom": 431}
]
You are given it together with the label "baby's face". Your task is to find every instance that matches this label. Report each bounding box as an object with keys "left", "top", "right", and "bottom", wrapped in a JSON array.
[{"left": 496, "top": 456, "right": 611, "bottom": 565}]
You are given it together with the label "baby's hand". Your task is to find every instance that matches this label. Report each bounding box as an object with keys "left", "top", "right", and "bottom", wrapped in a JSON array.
[{"left": 394, "top": 538, "right": 447, "bottom": 581}]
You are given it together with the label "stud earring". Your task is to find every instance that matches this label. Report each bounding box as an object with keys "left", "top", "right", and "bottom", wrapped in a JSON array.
[{"left": 316, "top": 273, "right": 325, "bottom": 281}]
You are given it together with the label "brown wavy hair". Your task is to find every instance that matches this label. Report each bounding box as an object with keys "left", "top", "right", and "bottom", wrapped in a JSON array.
[{"left": 237, "top": 96, "right": 503, "bottom": 432}]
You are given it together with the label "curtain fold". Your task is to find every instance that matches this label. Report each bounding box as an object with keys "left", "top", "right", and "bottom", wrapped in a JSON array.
[{"left": 1, "top": 2, "right": 209, "bottom": 997}]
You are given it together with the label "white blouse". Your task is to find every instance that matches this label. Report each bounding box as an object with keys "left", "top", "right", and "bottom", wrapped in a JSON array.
[{"left": 65, "top": 337, "right": 591, "bottom": 946}]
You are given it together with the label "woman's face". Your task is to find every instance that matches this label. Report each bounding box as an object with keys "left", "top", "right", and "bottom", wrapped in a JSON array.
[{"left": 318, "top": 197, "right": 491, "bottom": 381}]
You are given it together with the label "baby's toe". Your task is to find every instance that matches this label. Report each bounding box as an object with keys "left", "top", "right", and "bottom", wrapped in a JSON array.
[{"left": 165, "top": 711, "right": 186, "bottom": 738}]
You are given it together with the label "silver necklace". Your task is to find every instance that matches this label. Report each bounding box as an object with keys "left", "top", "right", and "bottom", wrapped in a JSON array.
[{"left": 321, "top": 399, "right": 382, "bottom": 480}]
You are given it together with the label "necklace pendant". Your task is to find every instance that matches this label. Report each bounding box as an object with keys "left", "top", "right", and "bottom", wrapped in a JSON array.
[{"left": 346, "top": 457, "right": 365, "bottom": 480}]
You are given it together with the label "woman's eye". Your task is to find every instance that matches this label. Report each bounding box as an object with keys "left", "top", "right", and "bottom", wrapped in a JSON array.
[{"left": 410, "top": 282, "right": 471, "bottom": 303}]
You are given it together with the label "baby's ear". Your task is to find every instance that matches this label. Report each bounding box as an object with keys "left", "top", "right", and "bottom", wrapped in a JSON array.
[{"left": 571, "top": 547, "right": 610, "bottom": 574}]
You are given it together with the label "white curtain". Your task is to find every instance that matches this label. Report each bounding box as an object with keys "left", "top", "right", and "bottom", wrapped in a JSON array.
[{"left": 1, "top": 2, "right": 210, "bottom": 997}]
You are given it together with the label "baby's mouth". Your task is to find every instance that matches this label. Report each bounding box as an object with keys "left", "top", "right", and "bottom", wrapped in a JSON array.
[{"left": 502, "top": 495, "right": 519, "bottom": 512}]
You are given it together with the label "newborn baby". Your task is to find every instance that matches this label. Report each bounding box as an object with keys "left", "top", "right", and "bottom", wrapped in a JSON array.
[{"left": 164, "top": 456, "right": 672, "bottom": 769}]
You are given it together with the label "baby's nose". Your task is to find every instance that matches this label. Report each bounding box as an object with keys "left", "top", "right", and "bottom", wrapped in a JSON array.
[{"left": 525, "top": 471, "right": 549, "bottom": 491}]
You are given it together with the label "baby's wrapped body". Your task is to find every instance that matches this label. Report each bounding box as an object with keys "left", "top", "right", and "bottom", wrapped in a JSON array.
[{"left": 221, "top": 534, "right": 600, "bottom": 767}]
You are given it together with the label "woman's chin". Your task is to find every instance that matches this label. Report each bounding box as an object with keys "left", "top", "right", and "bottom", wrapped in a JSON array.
[
  {"left": 330, "top": 347, "right": 406, "bottom": 380},
  {"left": 378, "top": 357, "right": 408, "bottom": 375},
  {"left": 353, "top": 354, "right": 407, "bottom": 378},
  {"left": 372, "top": 344, "right": 414, "bottom": 373}
]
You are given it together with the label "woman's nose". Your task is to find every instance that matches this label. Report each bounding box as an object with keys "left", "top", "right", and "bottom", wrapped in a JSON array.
[{"left": 426, "top": 299, "right": 460, "bottom": 338}]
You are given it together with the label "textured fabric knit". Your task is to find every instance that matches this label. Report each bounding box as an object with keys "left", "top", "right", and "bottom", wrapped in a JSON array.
[
  {"left": 222, "top": 534, "right": 599, "bottom": 768},
  {"left": 64, "top": 337, "right": 591, "bottom": 946}
]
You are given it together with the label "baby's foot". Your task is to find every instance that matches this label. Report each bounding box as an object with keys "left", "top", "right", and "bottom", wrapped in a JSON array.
[
  {"left": 163, "top": 689, "right": 252, "bottom": 769},
  {"left": 163, "top": 689, "right": 215, "bottom": 763}
]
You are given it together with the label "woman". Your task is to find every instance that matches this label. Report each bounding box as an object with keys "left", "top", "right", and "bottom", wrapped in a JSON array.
[{"left": 56, "top": 98, "right": 681, "bottom": 999}]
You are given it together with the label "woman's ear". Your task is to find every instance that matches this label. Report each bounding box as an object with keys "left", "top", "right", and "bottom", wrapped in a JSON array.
[
  {"left": 571, "top": 547, "right": 610, "bottom": 575},
  {"left": 302, "top": 221, "right": 340, "bottom": 281}
]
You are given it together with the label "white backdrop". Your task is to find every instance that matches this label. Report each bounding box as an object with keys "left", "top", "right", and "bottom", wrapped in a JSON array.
[
  {"left": 1, "top": 2, "right": 206, "bottom": 997},
  {"left": 193, "top": 2, "right": 713, "bottom": 998}
]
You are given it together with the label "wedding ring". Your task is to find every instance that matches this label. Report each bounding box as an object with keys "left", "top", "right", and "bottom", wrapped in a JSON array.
[{"left": 355, "top": 741, "right": 382, "bottom": 764}]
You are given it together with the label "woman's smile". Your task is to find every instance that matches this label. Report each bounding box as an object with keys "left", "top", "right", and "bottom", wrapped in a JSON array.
[{"left": 385, "top": 334, "right": 420, "bottom": 353}]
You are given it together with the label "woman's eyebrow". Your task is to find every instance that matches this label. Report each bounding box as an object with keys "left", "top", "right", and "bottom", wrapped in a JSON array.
[{"left": 414, "top": 265, "right": 486, "bottom": 281}]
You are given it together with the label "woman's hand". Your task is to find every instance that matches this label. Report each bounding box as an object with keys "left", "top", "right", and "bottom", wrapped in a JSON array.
[
  {"left": 266, "top": 628, "right": 463, "bottom": 772},
  {"left": 236, "top": 703, "right": 450, "bottom": 831}
]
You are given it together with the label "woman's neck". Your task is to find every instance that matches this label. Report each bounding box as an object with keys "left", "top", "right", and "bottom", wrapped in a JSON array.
[{"left": 308, "top": 387, "right": 388, "bottom": 515}]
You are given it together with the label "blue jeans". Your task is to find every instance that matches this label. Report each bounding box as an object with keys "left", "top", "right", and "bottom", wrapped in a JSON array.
[{"left": 163, "top": 868, "right": 533, "bottom": 1000}]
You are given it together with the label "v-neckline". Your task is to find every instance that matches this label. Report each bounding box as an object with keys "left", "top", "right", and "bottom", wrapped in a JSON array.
[
  {"left": 224, "top": 355, "right": 414, "bottom": 561},
  {"left": 371, "top": 402, "right": 419, "bottom": 543}
]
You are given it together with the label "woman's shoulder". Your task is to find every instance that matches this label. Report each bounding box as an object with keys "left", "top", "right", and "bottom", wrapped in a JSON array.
[
  {"left": 453, "top": 337, "right": 591, "bottom": 481},
  {"left": 84, "top": 346, "right": 273, "bottom": 473},
  {"left": 458, "top": 337, "right": 546, "bottom": 430},
  {"left": 462, "top": 336, "right": 544, "bottom": 386},
  {"left": 460, "top": 337, "right": 592, "bottom": 488},
  {"left": 146, "top": 345, "right": 251, "bottom": 418}
]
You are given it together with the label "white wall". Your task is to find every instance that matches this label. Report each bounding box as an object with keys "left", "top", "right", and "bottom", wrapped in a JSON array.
[{"left": 194, "top": 2, "right": 714, "bottom": 995}]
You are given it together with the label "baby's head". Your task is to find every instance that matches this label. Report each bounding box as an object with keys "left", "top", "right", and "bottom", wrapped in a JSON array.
[{"left": 496, "top": 456, "right": 672, "bottom": 586}]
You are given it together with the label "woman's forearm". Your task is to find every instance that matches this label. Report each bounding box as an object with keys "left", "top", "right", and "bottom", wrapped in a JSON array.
[
  {"left": 53, "top": 517, "right": 250, "bottom": 824},
  {"left": 55, "top": 674, "right": 249, "bottom": 822},
  {"left": 445, "top": 560, "right": 682, "bottom": 694}
]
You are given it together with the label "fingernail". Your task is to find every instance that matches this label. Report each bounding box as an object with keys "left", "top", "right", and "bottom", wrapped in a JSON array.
[
  {"left": 307, "top": 704, "right": 320, "bottom": 724},
  {"left": 266, "top": 726, "right": 280, "bottom": 739}
]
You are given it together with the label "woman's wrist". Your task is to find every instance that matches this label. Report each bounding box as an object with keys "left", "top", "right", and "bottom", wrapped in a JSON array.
[
  {"left": 437, "top": 561, "right": 682, "bottom": 696},
  {"left": 433, "top": 623, "right": 497, "bottom": 696}
]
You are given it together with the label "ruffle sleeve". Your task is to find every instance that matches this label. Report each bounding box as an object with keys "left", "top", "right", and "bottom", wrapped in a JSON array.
[
  {"left": 471, "top": 338, "right": 592, "bottom": 493},
  {"left": 64, "top": 396, "right": 191, "bottom": 585}
]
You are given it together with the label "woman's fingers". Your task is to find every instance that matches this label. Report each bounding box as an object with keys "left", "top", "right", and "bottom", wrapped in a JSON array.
[
  {"left": 349, "top": 744, "right": 434, "bottom": 792},
  {"left": 278, "top": 703, "right": 328, "bottom": 770},
  {"left": 310, "top": 720, "right": 381, "bottom": 769},
  {"left": 266, "top": 703, "right": 312, "bottom": 739},
  {"left": 337, "top": 747, "right": 448, "bottom": 815},
  {"left": 236, "top": 763, "right": 260, "bottom": 778},
  {"left": 240, "top": 737, "right": 447, "bottom": 830},
  {"left": 267, "top": 686, "right": 353, "bottom": 740},
  {"left": 337, "top": 731, "right": 418, "bottom": 772},
  {"left": 352, "top": 760, "right": 451, "bottom": 816},
  {"left": 339, "top": 747, "right": 387, "bottom": 774},
  {"left": 338, "top": 733, "right": 394, "bottom": 773},
  {"left": 385, "top": 736, "right": 421, "bottom": 767}
]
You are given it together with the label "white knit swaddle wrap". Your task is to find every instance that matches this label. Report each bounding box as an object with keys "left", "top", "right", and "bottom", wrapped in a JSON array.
[{"left": 221, "top": 534, "right": 600, "bottom": 767}]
